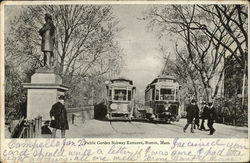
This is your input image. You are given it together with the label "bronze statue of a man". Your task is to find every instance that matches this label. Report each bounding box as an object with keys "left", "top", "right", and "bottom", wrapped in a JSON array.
[{"left": 39, "top": 13, "right": 56, "bottom": 68}]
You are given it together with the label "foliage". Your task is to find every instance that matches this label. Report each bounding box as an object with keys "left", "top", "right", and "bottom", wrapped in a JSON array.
[
  {"left": 160, "top": 53, "right": 200, "bottom": 104},
  {"left": 214, "top": 97, "right": 248, "bottom": 126},
  {"left": 5, "top": 63, "right": 27, "bottom": 120},
  {"left": 224, "top": 58, "right": 245, "bottom": 98},
  {"left": 66, "top": 75, "right": 109, "bottom": 107},
  {"left": 7, "top": 5, "right": 123, "bottom": 79},
  {"left": 5, "top": 5, "right": 123, "bottom": 118}
]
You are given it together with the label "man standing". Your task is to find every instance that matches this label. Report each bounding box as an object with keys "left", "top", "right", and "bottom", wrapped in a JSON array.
[
  {"left": 207, "top": 102, "right": 216, "bottom": 135},
  {"left": 183, "top": 99, "right": 198, "bottom": 133},
  {"left": 50, "top": 95, "right": 69, "bottom": 138},
  {"left": 200, "top": 102, "right": 209, "bottom": 131},
  {"left": 39, "top": 13, "right": 56, "bottom": 68},
  {"left": 194, "top": 104, "right": 200, "bottom": 130}
]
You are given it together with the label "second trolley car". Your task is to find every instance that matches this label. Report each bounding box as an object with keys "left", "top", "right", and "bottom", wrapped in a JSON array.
[
  {"left": 105, "top": 78, "right": 136, "bottom": 120},
  {"left": 145, "top": 75, "right": 180, "bottom": 123}
]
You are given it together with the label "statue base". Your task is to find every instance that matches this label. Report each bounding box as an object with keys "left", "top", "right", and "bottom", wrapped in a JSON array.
[
  {"left": 23, "top": 70, "right": 68, "bottom": 120},
  {"left": 35, "top": 67, "right": 55, "bottom": 73}
]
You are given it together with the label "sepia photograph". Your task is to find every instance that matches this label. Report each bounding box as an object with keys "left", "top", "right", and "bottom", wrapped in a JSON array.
[{"left": 2, "top": 2, "right": 248, "bottom": 140}]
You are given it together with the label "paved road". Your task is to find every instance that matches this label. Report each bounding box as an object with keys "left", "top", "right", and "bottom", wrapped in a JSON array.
[{"left": 62, "top": 118, "right": 248, "bottom": 138}]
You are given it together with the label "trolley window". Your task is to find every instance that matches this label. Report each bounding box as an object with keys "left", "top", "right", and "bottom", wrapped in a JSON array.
[
  {"left": 128, "top": 90, "right": 132, "bottom": 101},
  {"left": 114, "top": 89, "right": 127, "bottom": 101},
  {"left": 160, "top": 88, "right": 174, "bottom": 100},
  {"left": 156, "top": 89, "right": 159, "bottom": 100},
  {"left": 160, "top": 88, "right": 172, "bottom": 94}
]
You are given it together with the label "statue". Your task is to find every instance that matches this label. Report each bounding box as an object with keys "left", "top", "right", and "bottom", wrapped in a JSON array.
[{"left": 39, "top": 13, "right": 56, "bottom": 68}]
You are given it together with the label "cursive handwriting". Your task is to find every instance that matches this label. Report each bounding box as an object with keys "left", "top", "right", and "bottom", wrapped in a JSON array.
[{"left": 2, "top": 138, "right": 248, "bottom": 162}]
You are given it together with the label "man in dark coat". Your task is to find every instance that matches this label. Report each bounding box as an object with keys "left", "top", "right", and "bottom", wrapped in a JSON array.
[
  {"left": 193, "top": 104, "right": 200, "bottom": 129},
  {"left": 207, "top": 102, "right": 216, "bottom": 135},
  {"left": 50, "top": 95, "right": 69, "bottom": 138},
  {"left": 183, "top": 99, "right": 198, "bottom": 133},
  {"left": 199, "top": 102, "right": 209, "bottom": 131}
]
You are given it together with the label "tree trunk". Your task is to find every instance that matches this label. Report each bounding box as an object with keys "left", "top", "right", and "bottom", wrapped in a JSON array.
[{"left": 213, "top": 68, "right": 225, "bottom": 98}]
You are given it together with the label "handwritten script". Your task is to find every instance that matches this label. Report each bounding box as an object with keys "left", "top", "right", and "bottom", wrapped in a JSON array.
[{"left": 1, "top": 138, "right": 249, "bottom": 162}]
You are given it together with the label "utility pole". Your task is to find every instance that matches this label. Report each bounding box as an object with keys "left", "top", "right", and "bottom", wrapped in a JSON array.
[
  {"left": 241, "top": 50, "right": 248, "bottom": 109},
  {"left": 241, "top": 61, "right": 246, "bottom": 108},
  {"left": 92, "top": 87, "right": 94, "bottom": 105}
]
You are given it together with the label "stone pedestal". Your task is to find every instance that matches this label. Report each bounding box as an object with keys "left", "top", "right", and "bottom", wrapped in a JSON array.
[{"left": 23, "top": 69, "right": 68, "bottom": 120}]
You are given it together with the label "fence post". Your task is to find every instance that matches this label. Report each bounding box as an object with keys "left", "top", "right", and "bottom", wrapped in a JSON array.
[
  {"left": 233, "top": 119, "right": 236, "bottom": 126},
  {"left": 23, "top": 121, "right": 27, "bottom": 138},
  {"left": 38, "top": 116, "right": 42, "bottom": 137},
  {"left": 31, "top": 120, "right": 35, "bottom": 138},
  {"left": 26, "top": 121, "right": 30, "bottom": 138},
  {"left": 32, "top": 117, "right": 38, "bottom": 137},
  {"left": 72, "top": 114, "right": 75, "bottom": 124},
  {"left": 91, "top": 106, "right": 94, "bottom": 119}
]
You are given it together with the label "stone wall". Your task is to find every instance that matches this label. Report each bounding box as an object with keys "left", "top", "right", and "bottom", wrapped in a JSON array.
[{"left": 67, "top": 106, "right": 94, "bottom": 124}]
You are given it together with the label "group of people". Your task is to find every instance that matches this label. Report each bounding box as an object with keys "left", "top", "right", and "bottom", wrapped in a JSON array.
[
  {"left": 183, "top": 99, "right": 216, "bottom": 135},
  {"left": 44, "top": 96, "right": 218, "bottom": 138}
]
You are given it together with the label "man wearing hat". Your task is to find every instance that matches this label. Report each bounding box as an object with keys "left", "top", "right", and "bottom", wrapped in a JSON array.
[
  {"left": 207, "top": 102, "right": 216, "bottom": 135},
  {"left": 199, "top": 102, "right": 209, "bottom": 131},
  {"left": 183, "top": 99, "right": 198, "bottom": 133},
  {"left": 50, "top": 95, "right": 69, "bottom": 138}
]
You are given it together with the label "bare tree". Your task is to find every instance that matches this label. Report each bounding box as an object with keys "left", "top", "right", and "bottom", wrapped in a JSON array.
[
  {"left": 6, "top": 5, "right": 123, "bottom": 84},
  {"left": 197, "top": 5, "right": 247, "bottom": 70},
  {"left": 197, "top": 4, "right": 248, "bottom": 104},
  {"left": 145, "top": 4, "right": 247, "bottom": 101},
  {"left": 5, "top": 5, "right": 123, "bottom": 107},
  {"left": 160, "top": 45, "right": 200, "bottom": 101}
]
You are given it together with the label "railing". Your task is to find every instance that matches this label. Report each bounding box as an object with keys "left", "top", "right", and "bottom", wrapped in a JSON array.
[
  {"left": 67, "top": 106, "right": 94, "bottom": 124},
  {"left": 216, "top": 115, "right": 248, "bottom": 127},
  {"left": 11, "top": 116, "right": 42, "bottom": 138}
]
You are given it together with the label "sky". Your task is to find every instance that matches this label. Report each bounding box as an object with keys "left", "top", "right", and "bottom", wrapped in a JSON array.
[
  {"left": 5, "top": 5, "right": 169, "bottom": 101},
  {"left": 112, "top": 5, "right": 163, "bottom": 100}
]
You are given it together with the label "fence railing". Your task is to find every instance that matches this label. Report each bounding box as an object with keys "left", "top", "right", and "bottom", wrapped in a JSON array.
[
  {"left": 216, "top": 115, "right": 248, "bottom": 127},
  {"left": 11, "top": 116, "right": 42, "bottom": 138}
]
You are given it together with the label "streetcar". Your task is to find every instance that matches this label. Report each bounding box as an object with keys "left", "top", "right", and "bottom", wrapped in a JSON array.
[
  {"left": 144, "top": 75, "right": 180, "bottom": 123},
  {"left": 105, "top": 78, "right": 136, "bottom": 120}
]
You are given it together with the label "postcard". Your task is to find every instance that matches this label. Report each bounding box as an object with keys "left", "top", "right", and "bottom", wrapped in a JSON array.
[{"left": 1, "top": 0, "right": 249, "bottom": 162}]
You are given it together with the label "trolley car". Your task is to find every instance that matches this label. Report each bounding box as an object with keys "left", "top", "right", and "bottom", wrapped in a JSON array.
[
  {"left": 105, "top": 78, "right": 136, "bottom": 120},
  {"left": 145, "top": 75, "right": 180, "bottom": 123}
]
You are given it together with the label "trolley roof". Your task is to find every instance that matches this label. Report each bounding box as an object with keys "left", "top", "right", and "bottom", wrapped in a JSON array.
[
  {"left": 150, "top": 75, "right": 176, "bottom": 85},
  {"left": 110, "top": 78, "right": 133, "bottom": 85},
  {"left": 145, "top": 75, "right": 178, "bottom": 91},
  {"left": 106, "top": 77, "right": 136, "bottom": 90}
]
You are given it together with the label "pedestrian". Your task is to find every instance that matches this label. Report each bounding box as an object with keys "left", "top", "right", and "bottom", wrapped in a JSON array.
[
  {"left": 41, "top": 120, "right": 52, "bottom": 135},
  {"left": 207, "top": 102, "right": 216, "bottom": 135},
  {"left": 199, "top": 102, "right": 209, "bottom": 131},
  {"left": 193, "top": 104, "right": 200, "bottom": 129},
  {"left": 50, "top": 95, "right": 69, "bottom": 138},
  {"left": 183, "top": 99, "right": 197, "bottom": 133}
]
